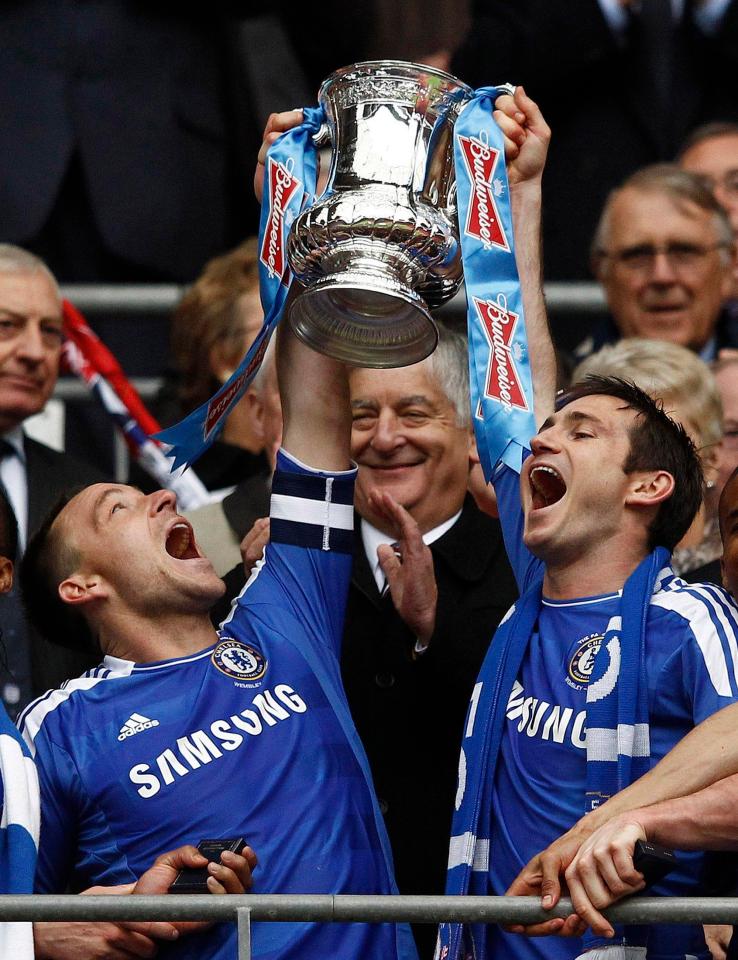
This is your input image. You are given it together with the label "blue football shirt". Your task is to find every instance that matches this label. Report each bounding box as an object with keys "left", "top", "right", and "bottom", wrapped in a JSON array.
[
  {"left": 20, "top": 450, "right": 416, "bottom": 960},
  {"left": 481, "top": 456, "right": 738, "bottom": 960}
]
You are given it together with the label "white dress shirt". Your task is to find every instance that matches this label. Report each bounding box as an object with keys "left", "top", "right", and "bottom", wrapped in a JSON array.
[
  {"left": 0, "top": 427, "right": 28, "bottom": 552},
  {"left": 361, "top": 509, "right": 463, "bottom": 592}
]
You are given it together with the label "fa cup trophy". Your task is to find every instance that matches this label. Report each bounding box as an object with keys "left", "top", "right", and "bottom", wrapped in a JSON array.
[{"left": 287, "top": 61, "right": 474, "bottom": 367}]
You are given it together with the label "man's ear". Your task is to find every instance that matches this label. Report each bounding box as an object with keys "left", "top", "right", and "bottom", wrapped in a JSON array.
[
  {"left": 625, "top": 470, "right": 675, "bottom": 507},
  {"left": 0, "top": 557, "right": 13, "bottom": 595},
  {"left": 721, "top": 556, "right": 730, "bottom": 595},
  {"left": 468, "top": 431, "right": 480, "bottom": 470},
  {"left": 59, "top": 574, "right": 107, "bottom": 607}
]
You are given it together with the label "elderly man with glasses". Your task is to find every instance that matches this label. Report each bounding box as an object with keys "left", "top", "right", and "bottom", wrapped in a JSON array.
[{"left": 574, "top": 164, "right": 738, "bottom": 363}]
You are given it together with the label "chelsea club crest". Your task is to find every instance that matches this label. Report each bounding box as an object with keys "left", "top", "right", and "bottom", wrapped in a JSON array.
[
  {"left": 567, "top": 634, "right": 603, "bottom": 688},
  {"left": 212, "top": 638, "right": 268, "bottom": 681}
]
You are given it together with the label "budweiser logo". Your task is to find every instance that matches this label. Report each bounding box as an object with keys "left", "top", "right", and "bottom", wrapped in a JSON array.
[
  {"left": 204, "top": 336, "right": 270, "bottom": 438},
  {"left": 472, "top": 294, "right": 529, "bottom": 413},
  {"left": 457, "top": 133, "right": 509, "bottom": 251},
  {"left": 259, "top": 157, "right": 301, "bottom": 283}
]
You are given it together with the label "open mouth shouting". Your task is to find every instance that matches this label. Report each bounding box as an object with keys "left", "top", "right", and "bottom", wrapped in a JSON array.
[
  {"left": 164, "top": 520, "right": 202, "bottom": 561},
  {"left": 529, "top": 465, "right": 567, "bottom": 510}
]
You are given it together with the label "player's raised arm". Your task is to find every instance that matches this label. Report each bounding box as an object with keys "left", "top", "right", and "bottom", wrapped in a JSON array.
[
  {"left": 276, "top": 311, "right": 351, "bottom": 472},
  {"left": 255, "top": 112, "right": 351, "bottom": 473},
  {"left": 493, "top": 87, "right": 555, "bottom": 426}
]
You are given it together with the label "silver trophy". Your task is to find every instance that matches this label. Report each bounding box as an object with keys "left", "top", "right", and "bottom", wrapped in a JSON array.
[{"left": 287, "top": 60, "right": 474, "bottom": 367}]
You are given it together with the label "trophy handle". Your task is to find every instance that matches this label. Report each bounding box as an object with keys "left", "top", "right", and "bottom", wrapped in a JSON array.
[{"left": 312, "top": 123, "right": 332, "bottom": 147}]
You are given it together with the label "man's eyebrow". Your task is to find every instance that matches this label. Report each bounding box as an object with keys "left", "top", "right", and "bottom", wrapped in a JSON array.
[
  {"left": 92, "top": 487, "right": 129, "bottom": 530},
  {"left": 397, "top": 395, "right": 433, "bottom": 407},
  {"left": 351, "top": 398, "right": 379, "bottom": 410},
  {"left": 563, "top": 410, "right": 605, "bottom": 427},
  {"left": 538, "top": 410, "right": 606, "bottom": 432},
  {"left": 0, "top": 307, "right": 61, "bottom": 323}
]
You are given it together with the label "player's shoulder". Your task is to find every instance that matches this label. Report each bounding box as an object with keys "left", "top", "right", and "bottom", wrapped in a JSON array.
[
  {"left": 18, "top": 660, "right": 135, "bottom": 756},
  {"left": 649, "top": 571, "right": 738, "bottom": 635}
]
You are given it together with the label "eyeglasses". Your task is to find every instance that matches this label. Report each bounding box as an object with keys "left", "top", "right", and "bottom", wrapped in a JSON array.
[
  {"left": 599, "top": 242, "right": 730, "bottom": 273},
  {"left": 696, "top": 169, "right": 738, "bottom": 199}
]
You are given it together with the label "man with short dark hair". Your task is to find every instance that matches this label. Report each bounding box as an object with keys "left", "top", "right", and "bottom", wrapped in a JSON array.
[
  {"left": 508, "top": 466, "right": 738, "bottom": 947},
  {"left": 445, "top": 90, "right": 738, "bottom": 960},
  {"left": 17, "top": 296, "right": 426, "bottom": 960}
]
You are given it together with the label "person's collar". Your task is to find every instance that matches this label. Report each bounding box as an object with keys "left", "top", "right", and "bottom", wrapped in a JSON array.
[
  {"left": 1, "top": 426, "right": 26, "bottom": 463},
  {"left": 361, "top": 509, "right": 462, "bottom": 583}
]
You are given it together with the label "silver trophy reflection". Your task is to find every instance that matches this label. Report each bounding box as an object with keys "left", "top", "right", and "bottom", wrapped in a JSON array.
[{"left": 287, "top": 61, "right": 474, "bottom": 367}]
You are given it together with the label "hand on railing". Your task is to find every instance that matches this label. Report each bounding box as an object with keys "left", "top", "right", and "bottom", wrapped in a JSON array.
[{"left": 33, "top": 843, "right": 257, "bottom": 958}]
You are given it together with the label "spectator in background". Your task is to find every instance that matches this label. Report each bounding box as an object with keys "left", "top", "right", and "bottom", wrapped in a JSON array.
[
  {"left": 0, "top": 245, "right": 103, "bottom": 716},
  {"left": 0, "top": 5, "right": 265, "bottom": 282},
  {"left": 136, "top": 238, "right": 271, "bottom": 498},
  {"left": 185, "top": 344, "right": 280, "bottom": 577},
  {"left": 679, "top": 122, "right": 738, "bottom": 318},
  {"left": 715, "top": 355, "right": 738, "bottom": 493},
  {"left": 575, "top": 165, "right": 738, "bottom": 363},
  {"left": 453, "top": 0, "right": 738, "bottom": 282},
  {"left": 217, "top": 324, "right": 518, "bottom": 959},
  {"left": 680, "top": 122, "right": 738, "bottom": 243},
  {"left": 574, "top": 338, "right": 725, "bottom": 583}
]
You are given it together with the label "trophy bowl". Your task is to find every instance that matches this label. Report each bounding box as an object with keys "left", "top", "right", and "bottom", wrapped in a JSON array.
[{"left": 287, "top": 60, "right": 474, "bottom": 367}]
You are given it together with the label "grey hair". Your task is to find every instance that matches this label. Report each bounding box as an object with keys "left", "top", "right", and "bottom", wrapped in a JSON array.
[
  {"left": 425, "top": 322, "right": 471, "bottom": 428},
  {"left": 573, "top": 337, "right": 723, "bottom": 448},
  {"left": 591, "top": 164, "right": 735, "bottom": 267},
  {"left": 0, "top": 244, "right": 60, "bottom": 297}
]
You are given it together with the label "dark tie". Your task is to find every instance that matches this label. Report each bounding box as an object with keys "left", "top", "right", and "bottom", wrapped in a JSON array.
[
  {"left": 0, "top": 442, "right": 32, "bottom": 719},
  {"left": 629, "top": 0, "right": 678, "bottom": 153},
  {"left": 380, "top": 542, "right": 402, "bottom": 597}
]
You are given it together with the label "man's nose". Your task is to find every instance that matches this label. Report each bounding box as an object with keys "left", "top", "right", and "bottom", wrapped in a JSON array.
[
  {"left": 148, "top": 488, "right": 178, "bottom": 515},
  {"left": 370, "top": 411, "right": 404, "bottom": 452},
  {"left": 648, "top": 250, "right": 679, "bottom": 284},
  {"left": 529, "top": 428, "right": 560, "bottom": 455},
  {"left": 15, "top": 321, "right": 46, "bottom": 362}
]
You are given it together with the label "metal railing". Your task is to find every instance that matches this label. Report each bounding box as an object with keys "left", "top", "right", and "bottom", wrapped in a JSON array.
[
  {"left": 58, "top": 282, "right": 608, "bottom": 318},
  {"left": 4, "top": 894, "right": 738, "bottom": 960}
]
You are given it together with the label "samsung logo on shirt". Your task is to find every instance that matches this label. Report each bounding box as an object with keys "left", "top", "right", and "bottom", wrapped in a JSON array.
[
  {"left": 128, "top": 684, "right": 307, "bottom": 799},
  {"left": 506, "top": 680, "right": 586, "bottom": 750}
]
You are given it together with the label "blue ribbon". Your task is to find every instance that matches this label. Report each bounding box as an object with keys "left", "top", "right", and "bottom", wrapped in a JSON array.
[
  {"left": 454, "top": 86, "right": 537, "bottom": 479},
  {"left": 156, "top": 106, "right": 326, "bottom": 468}
]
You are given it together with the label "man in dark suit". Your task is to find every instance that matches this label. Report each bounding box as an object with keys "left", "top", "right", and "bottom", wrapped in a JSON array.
[
  {"left": 453, "top": 0, "right": 738, "bottom": 282},
  {"left": 0, "top": 3, "right": 265, "bottom": 283},
  {"left": 217, "top": 324, "right": 517, "bottom": 957},
  {"left": 0, "top": 245, "right": 104, "bottom": 715},
  {"left": 344, "top": 326, "right": 517, "bottom": 957}
]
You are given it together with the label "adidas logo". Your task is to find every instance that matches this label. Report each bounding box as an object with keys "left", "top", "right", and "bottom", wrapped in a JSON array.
[{"left": 118, "top": 713, "right": 160, "bottom": 741}]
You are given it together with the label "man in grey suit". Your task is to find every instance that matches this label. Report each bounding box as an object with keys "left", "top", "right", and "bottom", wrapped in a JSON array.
[{"left": 0, "top": 245, "right": 104, "bottom": 715}]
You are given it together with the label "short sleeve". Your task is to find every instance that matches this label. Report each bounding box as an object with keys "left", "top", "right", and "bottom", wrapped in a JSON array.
[{"left": 678, "top": 584, "right": 738, "bottom": 724}]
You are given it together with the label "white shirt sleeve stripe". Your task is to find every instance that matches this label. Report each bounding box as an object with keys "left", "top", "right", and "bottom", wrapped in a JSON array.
[
  {"left": 652, "top": 587, "right": 738, "bottom": 697},
  {"left": 270, "top": 493, "right": 354, "bottom": 531},
  {"left": 20, "top": 664, "right": 134, "bottom": 757},
  {"left": 0, "top": 735, "right": 39, "bottom": 843}
]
